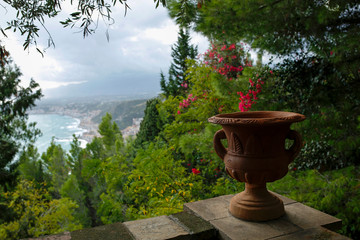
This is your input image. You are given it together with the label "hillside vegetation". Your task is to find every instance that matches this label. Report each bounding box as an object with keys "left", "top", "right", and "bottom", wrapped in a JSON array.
[
  {"left": 1, "top": 1, "right": 359, "bottom": 239},
  {"left": 31, "top": 98, "right": 147, "bottom": 130}
]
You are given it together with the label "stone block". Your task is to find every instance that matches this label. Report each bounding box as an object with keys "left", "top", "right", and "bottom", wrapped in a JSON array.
[
  {"left": 271, "top": 227, "right": 351, "bottom": 240},
  {"left": 284, "top": 202, "right": 342, "bottom": 231},
  {"left": 169, "top": 212, "right": 217, "bottom": 240},
  {"left": 71, "top": 222, "right": 133, "bottom": 240},
  {"left": 123, "top": 215, "right": 188, "bottom": 240},
  {"left": 185, "top": 191, "right": 344, "bottom": 240},
  {"left": 24, "top": 232, "right": 71, "bottom": 240},
  {"left": 184, "top": 195, "right": 231, "bottom": 221},
  {"left": 211, "top": 214, "right": 301, "bottom": 240},
  {"left": 268, "top": 191, "right": 297, "bottom": 205}
]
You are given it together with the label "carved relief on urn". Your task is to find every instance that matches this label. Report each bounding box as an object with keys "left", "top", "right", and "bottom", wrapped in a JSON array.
[{"left": 208, "top": 111, "right": 305, "bottom": 221}]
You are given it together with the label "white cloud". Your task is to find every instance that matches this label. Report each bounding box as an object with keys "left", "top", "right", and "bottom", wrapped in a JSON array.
[
  {"left": 1, "top": 0, "right": 209, "bottom": 98},
  {"left": 2, "top": 32, "right": 65, "bottom": 87},
  {"left": 142, "top": 20, "right": 179, "bottom": 45},
  {"left": 39, "top": 80, "right": 87, "bottom": 90}
]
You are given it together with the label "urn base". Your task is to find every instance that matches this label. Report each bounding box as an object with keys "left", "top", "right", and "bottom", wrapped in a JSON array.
[{"left": 229, "top": 184, "right": 285, "bottom": 221}]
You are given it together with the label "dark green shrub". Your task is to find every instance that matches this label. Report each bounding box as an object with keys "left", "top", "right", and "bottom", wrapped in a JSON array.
[
  {"left": 293, "top": 139, "right": 339, "bottom": 171},
  {"left": 268, "top": 166, "right": 360, "bottom": 239}
]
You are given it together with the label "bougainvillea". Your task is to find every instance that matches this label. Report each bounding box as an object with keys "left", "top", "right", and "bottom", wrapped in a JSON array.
[
  {"left": 176, "top": 42, "right": 268, "bottom": 115},
  {"left": 192, "top": 168, "right": 201, "bottom": 175},
  {"left": 203, "top": 43, "right": 250, "bottom": 80},
  {"left": 177, "top": 93, "right": 198, "bottom": 114},
  {"left": 237, "top": 76, "right": 266, "bottom": 112},
  {"left": 203, "top": 42, "right": 264, "bottom": 112}
]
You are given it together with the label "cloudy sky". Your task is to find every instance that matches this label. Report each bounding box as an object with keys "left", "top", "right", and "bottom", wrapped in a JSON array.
[{"left": 1, "top": 0, "right": 208, "bottom": 99}]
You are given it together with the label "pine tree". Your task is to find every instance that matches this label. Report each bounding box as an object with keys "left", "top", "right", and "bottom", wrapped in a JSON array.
[
  {"left": 135, "top": 98, "right": 162, "bottom": 147},
  {"left": 161, "top": 28, "right": 198, "bottom": 97},
  {"left": 0, "top": 55, "right": 42, "bottom": 191},
  {"left": 98, "top": 113, "right": 124, "bottom": 155}
]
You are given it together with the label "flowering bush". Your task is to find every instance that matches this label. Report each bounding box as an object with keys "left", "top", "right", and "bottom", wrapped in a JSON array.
[
  {"left": 203, "top": 43, "right": 251, "bottom": 81},
  {"left": 203, "top": 42, "right": 265, "bottom": 112},
  {"left": 178, "top": 93, "right": 198, "bottom": 114},
  {"left": 175, "top": 42, "right": 269, "bottom": 115},
  {"left": 237, "top": 76, "right": 266, "bottom": 112},
  {"left": 192, "top": 168, "right": 201, "bottom": 175}
]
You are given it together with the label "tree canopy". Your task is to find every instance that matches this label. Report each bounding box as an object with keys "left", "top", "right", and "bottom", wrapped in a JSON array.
[
  {"left": 160, "top": 28, "right": 198, "bottom": 97},
  {"left": 0, "top": 55, "right": 42, "bottom": 190},
  {"left": 167, "top": 0, "right": 360, "bottom": 113},
  {"left": 169, "top": 0, "right": 360, "bottom": 57}
]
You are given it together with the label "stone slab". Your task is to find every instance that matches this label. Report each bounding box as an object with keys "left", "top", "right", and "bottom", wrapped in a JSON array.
[
  {"left": 184, "top": 195, "right": 231, "bottom": 221},
  {"left": 123, "top": 215, "right": 188, "bottom": 240},
  {"left": 270, "top": 227, "right": 351, "bottom": 240},
  {"left": 169, "top": 212, "right": 217, "bottom": 240},
  {"left": 268, "top": 191, "right": 297, "bottom": 205},
  {"left": 211, "top": 214, "right": 301, "bottom": 240},
  {"left": 185, "top": 192, "right": 343, "bottom": 240},
  {"left": 70, "top": 222, "right": 133, "bottom": 240},
  {"left": 284, "top": 202, "right": 342, "bottom": 231},
  {"left": 24, "top": 232, "right": 71, "bottom": 240}
]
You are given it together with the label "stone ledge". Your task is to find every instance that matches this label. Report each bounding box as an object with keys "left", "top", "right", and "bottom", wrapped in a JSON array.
[
  {"left": 270, "top": 227, "right": 350, "bottom": 240},
  {"left": 184, "top": 193, "right": 349, "bottom": 240},
  {"left": 27, "top": 192, "right": 350, "bottom": 240},
  {"left": 71, "top": 222, "right": 133, "bottom": 240},
  {"left": 169, "top": 212, "right": 217, "bottom": 240}
]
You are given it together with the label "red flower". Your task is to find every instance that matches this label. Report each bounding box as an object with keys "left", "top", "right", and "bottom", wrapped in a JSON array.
[
  {"left": 228, "top": 44, "right": 236, "bottom": 50},
  {"left": 192, "top": 168, "right": 201, "bottom": 175}
]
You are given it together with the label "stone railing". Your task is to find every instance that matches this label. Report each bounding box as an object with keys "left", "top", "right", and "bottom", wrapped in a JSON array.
[{"left": 27, "top": 192, "right": 350, "bottom": 240}]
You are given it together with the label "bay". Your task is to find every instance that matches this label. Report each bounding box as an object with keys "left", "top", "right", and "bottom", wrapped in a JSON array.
[{"left": 28, "top": 114, "right": 88, "bottom": 154}]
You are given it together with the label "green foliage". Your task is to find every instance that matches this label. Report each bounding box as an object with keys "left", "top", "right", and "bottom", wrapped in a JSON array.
[
  {"left": 160, "top": 28, "right": 198, "bottom": 97},
  {"left": 18, "top": 144, "right": 48, "bottom": 185},
  {"left": 90, "top": 99, "right": 147, "bottom": 130},
  {"left": 192, "top": 0, "right": 360, "bottom": 59},
  {"left": 95, "top": 149, "right": 131, "bottom": 224},
  {"left": 0, "top": 57, "right": 42, "bottom": 190},
  {"left": 0, "top": 180, "right": 81, "bottom": 240},
  {"left": 124, "top": 144, "right": 195, "bottom": 219},
  {"left": 210, "top": 177, "right": 244, "bottom": 196},
  {"left": 167, "top": 0, "right": 198, "bottom": 28},
  {"left": 135, "top": 98, "right": 163, "bottom": 148},
  {"left": 268, "top": 166, "right": 360, "bottom": 239},
  {"left": 41, "top": 140, "right": 68, "bottom": 197},
  {"left": 270, "top": 55, "right": 359, "bottom": 115},
  {"left": 60, "top": 175, "right": 91, "bottom": 227},
  {"left": 168, "top": 2, "right": 360, "bottom": 173},
  {"left": 98, "top": 113, "right": 124, "bottom": 154},
  {"left": 250, "top": 64, "right": 360, "bottom": 171},
  {"left": 2, "top": 6, "right": 359, "bottom": 236},
  {"left": 290, "top": 107, "right": 360, "bottom": 170}
]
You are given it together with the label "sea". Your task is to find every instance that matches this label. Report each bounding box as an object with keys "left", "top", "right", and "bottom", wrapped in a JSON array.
[{"left": 28, "top": 114, "right": 88, "bottom": 154}]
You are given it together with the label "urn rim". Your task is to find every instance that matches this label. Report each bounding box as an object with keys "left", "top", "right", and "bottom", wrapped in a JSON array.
[{"left": 208, "top": 111, "right": 305, "bottom": 125}]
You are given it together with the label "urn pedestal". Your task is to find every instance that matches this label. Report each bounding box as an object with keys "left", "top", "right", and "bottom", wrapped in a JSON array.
[{"left": 208, "top": 111, "right": 305, "bottom": 221}]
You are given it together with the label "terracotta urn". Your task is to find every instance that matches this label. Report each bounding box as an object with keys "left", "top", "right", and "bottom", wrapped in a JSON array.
[{"left": 208, "top": 111, "right": 305, "bottom": 221}]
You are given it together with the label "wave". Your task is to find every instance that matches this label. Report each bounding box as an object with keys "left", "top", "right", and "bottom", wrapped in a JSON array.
[
  {"left": 55, "top": 138, "right": 73, "bottom": 143},
  {"left": 29, "top": 114, "right": 89, "bottom": 154}
]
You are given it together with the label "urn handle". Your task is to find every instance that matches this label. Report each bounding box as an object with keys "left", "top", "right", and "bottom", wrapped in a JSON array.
[
  {"left": 213, "top": 129, "right": 227, "bottom": 161},
  {"left": 286, "top": 130, "right": 302, "bottom": 163}
]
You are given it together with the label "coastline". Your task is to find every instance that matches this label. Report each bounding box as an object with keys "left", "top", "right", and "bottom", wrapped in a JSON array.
[
  {"left": 78, "top": 116, "right": 100, "bottom": 143},
  {"left": 28, "top": 109, "right": 142, "bottom": 145},
  {"left": 28, "top": 111, "right": 100, "bottom": 144}
]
